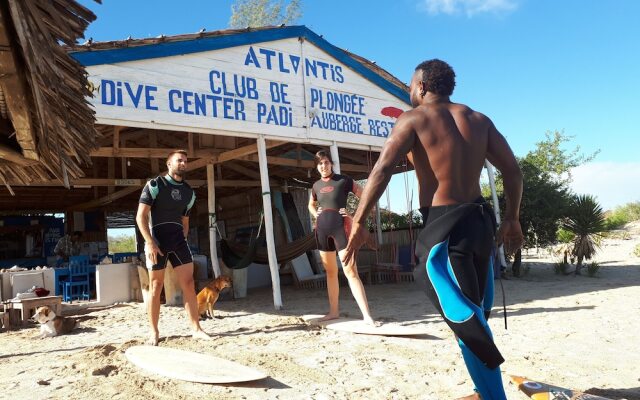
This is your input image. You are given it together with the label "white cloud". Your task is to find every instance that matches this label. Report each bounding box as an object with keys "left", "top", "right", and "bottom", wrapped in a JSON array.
[
  {"left": 420, "top": 0, "right": 518, "bottom": 17},
  {"left": 570, "top": 162, "right": 640, "bottom": 211}
]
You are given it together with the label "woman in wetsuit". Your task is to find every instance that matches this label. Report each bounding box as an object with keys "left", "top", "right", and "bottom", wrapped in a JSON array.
[{"left": 308, "top": 150, "right": 375, "bottom": 324}]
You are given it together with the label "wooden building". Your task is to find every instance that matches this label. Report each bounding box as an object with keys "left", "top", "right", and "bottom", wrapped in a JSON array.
[{"left": 1, "top": 24, "right": 413, "bottom": 308}]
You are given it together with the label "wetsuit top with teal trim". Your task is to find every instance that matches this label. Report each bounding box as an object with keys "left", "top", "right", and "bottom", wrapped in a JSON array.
[
  {"left": 311, "top": 174, "right": 354, "bottom": 210},
  {"left": 139, "top": 175, "right": 195, "bottom": 248}
]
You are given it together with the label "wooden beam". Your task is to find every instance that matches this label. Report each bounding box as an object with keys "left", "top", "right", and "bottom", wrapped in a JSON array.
[
  {"left": 90, "top": 147, "right": 219, "bottom": 159},
  {"left": 224, "top": 161, "right": 261, "bottom": 180},
  {"left": 0, "top": 143, "right": 38, "bottom": 166},
  {"left": 217, "top": 140, "right": 286, "bottom": 163},
  {"left": 0, "top": 5, "right": 37, "bottom": 160},
  {"left": 107, "top": 157, "right": 114, "bottom": 195},
  {"left": 185, "top": 155, "right": 217, "bottom": 172},
  {"left": 239, "top": 154, "right": 371, "bottom": 173},
  {"left": 1, "top": 178, "right": 278, "bottom": 188},
  {"left": 69, "top": 185, "right": 141, "bottom": 211}
]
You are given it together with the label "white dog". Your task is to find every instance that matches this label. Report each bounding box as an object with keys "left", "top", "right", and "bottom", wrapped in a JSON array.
[{"left": 32, "top": 306, "right": 78, "bottom": 337}]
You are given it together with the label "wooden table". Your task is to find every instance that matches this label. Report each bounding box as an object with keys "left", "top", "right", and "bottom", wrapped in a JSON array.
[{"left": 6, "top": 295, "right": 63, "bottom": 324}]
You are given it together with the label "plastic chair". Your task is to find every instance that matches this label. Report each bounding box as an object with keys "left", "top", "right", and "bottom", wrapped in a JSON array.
[{"left": 63, "top": 259, "right": 91, "bottom": 302}]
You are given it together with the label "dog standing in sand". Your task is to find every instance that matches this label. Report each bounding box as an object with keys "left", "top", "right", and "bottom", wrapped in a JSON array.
[
  {"left": 32, "top": 306, "right": 78, "bottom": 337},
  {"left": 197, "top": 275, "right": 232, "bottom": 320}
]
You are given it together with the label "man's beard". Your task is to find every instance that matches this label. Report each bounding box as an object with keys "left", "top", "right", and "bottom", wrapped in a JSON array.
[{"left": 171, "top": 168, "right": 186, "bottom": 178}]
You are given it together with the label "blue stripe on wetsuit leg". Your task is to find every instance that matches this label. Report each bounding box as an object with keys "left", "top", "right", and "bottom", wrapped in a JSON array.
[{"left": 425, "top": 240, "right": 506, "bottom": 400}]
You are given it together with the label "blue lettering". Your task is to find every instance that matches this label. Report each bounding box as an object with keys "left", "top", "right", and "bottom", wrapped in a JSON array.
[
  {"left": 278, "top": 52, "right": 290, "bottom": 73},
  {"left": 183, "top": 91, "right": 194, "bottom": 115},
  {"left": 194, "top": 92, "right": 207, "bottom": 115},
  {"left": 101, "top": 79, "right": 115, "bottom": 105},
  {"left": 247, "top": 78, "right": 258, "bottom": 100},
  {"left": 124, "top": 82, "right": 143, "bottom": 108},
  {"left": 316, "top": 61, "right": 329, "bottom": 80},
  {"left": 234, "top": 99, "right": 246, "bottom": 120},
  {"left": 168, "top": 89, "right": 182, "bottom": 112},
  {"left": 244, "top": 46, "right": 261, "bottom": 67},
  {"left": 209, "top": 70, "right": 221, "bottom": 94},
  {"left": 145, "top": 86, "right": 158, "bottom": 110},
  {"left": 305, "top": 59, "right": 317, "bottom": 78},
  {"left": 290, "top": 55, "right": 301, "bottom": 74},
  {"left": 335, "top": 66, "right": 344, "bottom": 83},
  {"left": 259, "top": 48, "right": 276, "bottom": 70}
]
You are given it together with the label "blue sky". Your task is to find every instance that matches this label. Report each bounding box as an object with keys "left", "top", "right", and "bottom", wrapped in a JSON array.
[{"left": 79, "top": 0, "right": 639, "bottom": 212}]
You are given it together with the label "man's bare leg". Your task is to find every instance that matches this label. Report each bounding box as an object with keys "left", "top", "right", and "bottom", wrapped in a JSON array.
[
  {"left": 147, "top": 269, "right": 165, "bottom": 346},
  {"left": 318, "top": 251, "right": 340, "bottom": 321},
  {"left": 174, "top": 262, "right": 212, "bottom": 340}
]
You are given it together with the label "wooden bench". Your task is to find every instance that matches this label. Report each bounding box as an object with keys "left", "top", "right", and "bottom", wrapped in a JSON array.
[{"left": 7, "top": 296, "right": 63, "bottom": 324}]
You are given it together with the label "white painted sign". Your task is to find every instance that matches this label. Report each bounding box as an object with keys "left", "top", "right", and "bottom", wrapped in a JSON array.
[{"left": 84, "top": 37, "right": 409, "bottom": 149}]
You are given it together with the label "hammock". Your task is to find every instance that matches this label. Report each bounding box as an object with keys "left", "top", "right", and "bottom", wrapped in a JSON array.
[
  {"left": 220, "top": 235, "right": 260, "bottom": 270},
  {"left": 224, "top": 231, "right": 317, "bottom": 265}
]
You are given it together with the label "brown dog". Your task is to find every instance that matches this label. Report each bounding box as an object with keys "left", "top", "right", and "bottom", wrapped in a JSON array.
[
  {"left": 32, "top": 306, "right": 78, "bottom": 337},
  {"left": 196, "top": 275, "right": 232, "bottom": 320}
]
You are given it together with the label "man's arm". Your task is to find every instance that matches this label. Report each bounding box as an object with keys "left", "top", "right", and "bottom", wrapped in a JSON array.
[
  {"left": 308, "top": 192, "right": 318, "bottom": 219},
  {"left": 136, "top": 202, "right": 163, "bottom": 264},
  {"left": 182, "top": 216, "right": 189, "bottom": 239},
  {"left": 486, "top": 120, "right": 524, "bottom": 253},
  {"left": 343, "top": 113, "right": 415, "bottom": 265},
  {"left": 136, "top": 203, "right": 154, "bottom": 244},
  {"left": 352, "top": 113, "right": 416, "bottom": 224}
]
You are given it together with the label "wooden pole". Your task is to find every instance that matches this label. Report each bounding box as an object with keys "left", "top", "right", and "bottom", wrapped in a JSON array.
[
  {"left": 207, "top": 164, "right": 221, "bottom": 278},
  {"left": 330, "top": 141, "right": 341, "bottom": 174},
  {"left": 257, "top": 135, "right": 283, "bottom": 309},
  {"left": 376, "top": 202, "right": 383, "bottom": 244},
  {"left": 485, "top": 160, "right": 507, "bottom": 268}
]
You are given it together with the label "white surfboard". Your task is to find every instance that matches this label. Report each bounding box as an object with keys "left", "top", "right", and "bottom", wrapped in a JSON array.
[
  {"left": 302, "top": 314, "right": 430, "bottom": 336},
  {"left": 125, "top": 345, "right": 268, "bottom": 383}
]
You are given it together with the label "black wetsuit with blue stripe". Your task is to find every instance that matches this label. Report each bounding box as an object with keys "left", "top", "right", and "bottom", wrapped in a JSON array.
[
  {"left": 139, "top": 175, "right": 196, "bottom": 270},
  {"left": 416, "top": 197, "right": 506, "bottom": 399}
]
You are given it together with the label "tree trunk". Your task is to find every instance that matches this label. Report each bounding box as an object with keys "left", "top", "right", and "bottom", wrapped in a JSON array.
[
  {"left": 575, "top": 255, "right": 584, "bottom": 275},
  {"left": 512, "top": 248, "right": 522, "bottom": 277}
]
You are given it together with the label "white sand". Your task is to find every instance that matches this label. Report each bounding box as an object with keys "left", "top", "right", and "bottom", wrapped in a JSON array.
[{"left": 1, "top": 226, "right": 639, "bottom": 400}]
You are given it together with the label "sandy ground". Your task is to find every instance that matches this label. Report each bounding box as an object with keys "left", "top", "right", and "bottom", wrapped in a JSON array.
[{"left": 1, "top": 225, "right": 640, "bottom": 400}]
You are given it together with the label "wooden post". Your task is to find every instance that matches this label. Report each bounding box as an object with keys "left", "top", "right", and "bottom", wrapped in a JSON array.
[
  {"left": 376, "top": 201, "right": 383, "bottom": 244},
  {"left": 485, "top": 160, "right": 507, "bottom": 268},
  {"left": 330, "top": 141, "right": 341, "bottom": 174},
  {"left": 207, "top": 164, "right": 221, "bottom": 278},
  {"left": 257, "top": 135, "right": 283, "bottom": 309}
]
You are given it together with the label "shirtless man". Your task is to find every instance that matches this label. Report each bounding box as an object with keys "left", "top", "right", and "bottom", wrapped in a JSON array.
[
  {"left": 136, "top": 150, "right": 212, "bottom": 345},
  {"left": 343, "top": 59, "right": 523, "bottom": 400}
]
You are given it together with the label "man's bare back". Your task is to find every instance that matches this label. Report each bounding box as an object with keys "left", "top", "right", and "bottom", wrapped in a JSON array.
[{"left": 405, "top": 101, "right": 491, "bottom": 207}]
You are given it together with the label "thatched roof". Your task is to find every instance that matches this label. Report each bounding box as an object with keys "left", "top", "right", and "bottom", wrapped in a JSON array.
[{"left": 0, "top": 0, "right": 100, "bottom": 191}]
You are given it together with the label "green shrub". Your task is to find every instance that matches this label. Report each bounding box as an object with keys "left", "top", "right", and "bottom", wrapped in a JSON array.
[
  {"left": 605, "top": 201, "right": 640, "bottom": 230},
  {"left": 556, "top": 228, "right": 575, "bottom": 243},
  {"left": 634, "top": 244, "right": 640, "bottom": 258},
  {"left": 586, "top": 261, "right": 601, "bottom": 277},
  {"left": 554, "top": 259, "right": 570, "bottom": 275}
]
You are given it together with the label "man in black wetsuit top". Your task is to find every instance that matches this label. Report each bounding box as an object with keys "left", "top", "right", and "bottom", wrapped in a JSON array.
[
  {"left": 136, "top": 149, "right": 212, "bottom": 346},
  {"left": 308, "top": 150, "right": 375, "bottom": 325},
  {"left": 344, "top": 60, "right": 523, "bottom": 399}
]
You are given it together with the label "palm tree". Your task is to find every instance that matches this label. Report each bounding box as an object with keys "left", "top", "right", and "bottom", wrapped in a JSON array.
[{"left": 562, "top": 194, "right": 606, "bottom": 275}]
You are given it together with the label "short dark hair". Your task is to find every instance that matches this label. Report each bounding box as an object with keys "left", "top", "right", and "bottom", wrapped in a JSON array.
[
  {"left": 167, "top": 149, "right": 188, "bottom": 162},
  {"left": 314, "top": 150, "right": 332, "bottom": 166},
  {"left": 415, "top": 59, "right": 456, "bottom": 96},
  {"left": 72, "top": 231, "right": 82, "bottom": 238}
]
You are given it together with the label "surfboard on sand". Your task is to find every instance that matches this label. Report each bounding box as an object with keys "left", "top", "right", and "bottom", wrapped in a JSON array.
[
  {"left": 302, "top": 314, "right": 430, "bottom": 336},
  {"left": 125, "top": 345, "right": 268, "bottom": 384},
  {"left": 509, "top": 375, "right": 612, "bottom": 400}
]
